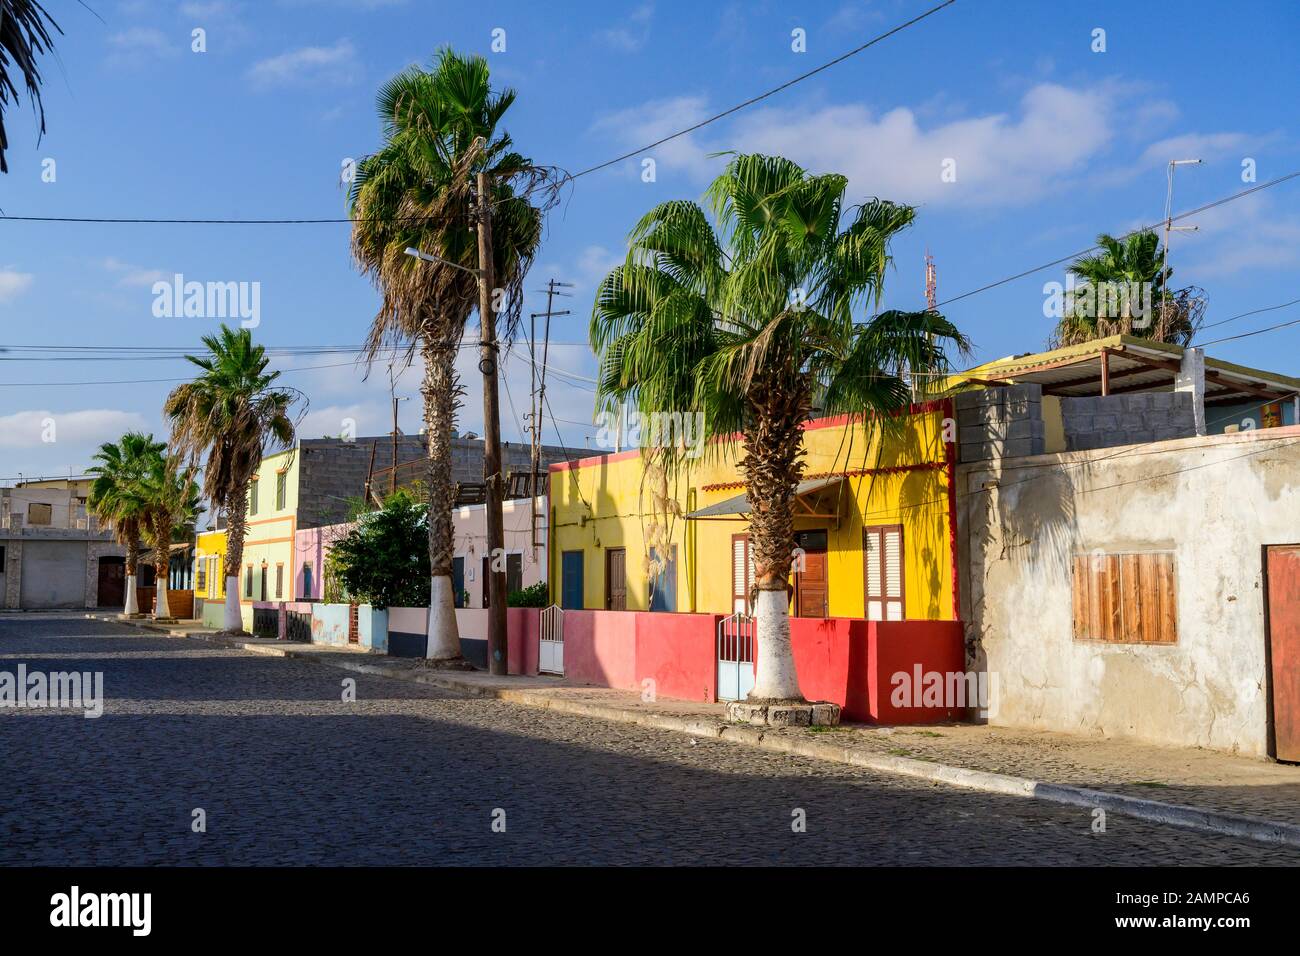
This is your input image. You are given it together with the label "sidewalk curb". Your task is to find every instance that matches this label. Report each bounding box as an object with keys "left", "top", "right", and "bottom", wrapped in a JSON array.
[{"left": 89, "top": 613, "right": 1300, "bottom": 849}]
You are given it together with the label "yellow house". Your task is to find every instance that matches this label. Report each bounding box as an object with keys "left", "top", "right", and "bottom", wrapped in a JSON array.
[
  {"left": 236, "top": 447, "right": 300, "bottom": 629},
  {"left": 548, "top": 401, "right": 959, "bottom": 622},
  {"left": 194, "top": 529, "right": 228, "bottom": 628}
]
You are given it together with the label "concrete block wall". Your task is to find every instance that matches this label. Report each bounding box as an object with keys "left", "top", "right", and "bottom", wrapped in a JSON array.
[
  {"left": 1060, "top": 392, "right": 1196, "bottom": 451},
  {"left": 955, "top": 384, "right": 1046, "bottom": 463},
  {"left": 297, "top": 436, "right": 570, "bottom": 529}
]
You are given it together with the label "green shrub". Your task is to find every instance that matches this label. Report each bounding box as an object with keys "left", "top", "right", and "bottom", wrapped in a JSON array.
[{"left": 507, "top": 581, "right": 549, "bottom": 607}]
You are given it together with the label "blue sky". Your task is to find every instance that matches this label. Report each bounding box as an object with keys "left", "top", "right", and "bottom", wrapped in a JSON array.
[{"left": 1, "top": 0, "right": 1298, "bottom": 482}]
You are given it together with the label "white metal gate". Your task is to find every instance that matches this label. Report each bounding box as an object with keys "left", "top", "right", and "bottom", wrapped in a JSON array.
[
  {"left": 539, "top": 604, "right": 564, "bottom": 675},
  {"left": 717, "top": 612, "right": 755, "bottom": 701}
]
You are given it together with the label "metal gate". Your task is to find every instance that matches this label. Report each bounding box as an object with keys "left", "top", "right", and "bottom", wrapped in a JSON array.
[
  {"left": 717, "top": 612, "right": 755, "bottom": 701},
  {"left": 539, "top": 605, "right": 564, "bottom": 675}
]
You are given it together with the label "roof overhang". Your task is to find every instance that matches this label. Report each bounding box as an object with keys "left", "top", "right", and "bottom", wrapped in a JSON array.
[
  {"left": 962, "top": 335, "right": 1300, "bottom": 406},
  {"left": 685, "top": 476, "right": 845, "bottom": 520}
]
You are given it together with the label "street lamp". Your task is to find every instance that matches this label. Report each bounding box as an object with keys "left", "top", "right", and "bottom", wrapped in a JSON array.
[{"left": 1163, "top": 158, "right": 1202, "bottom": 292}]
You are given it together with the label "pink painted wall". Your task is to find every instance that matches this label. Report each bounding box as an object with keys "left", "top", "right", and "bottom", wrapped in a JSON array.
[{"left": 634, "top": 612, "right": 719, "bottom": 703}]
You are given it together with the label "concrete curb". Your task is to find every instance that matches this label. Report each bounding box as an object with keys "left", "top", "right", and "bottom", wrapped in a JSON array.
[{"left": 88, "top": 613, "right": 1300, "bottom": 849}]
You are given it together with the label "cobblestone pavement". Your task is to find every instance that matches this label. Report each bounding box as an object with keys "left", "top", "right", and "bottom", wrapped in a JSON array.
[{"left": 3, "top": 615, "right": 1298, "bottom": 866}]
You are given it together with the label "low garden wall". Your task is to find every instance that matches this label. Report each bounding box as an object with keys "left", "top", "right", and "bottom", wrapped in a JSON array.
[{"left": 318, "top": 601, "right": 967, "bottom": 724}]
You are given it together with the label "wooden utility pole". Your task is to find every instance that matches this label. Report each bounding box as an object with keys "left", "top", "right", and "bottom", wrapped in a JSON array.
[
  {"left": 475, "top": 166, "right": 508, "bottom": 676},
  {"left": 527, "top": 280, "right": 571, "bottom": 554}
]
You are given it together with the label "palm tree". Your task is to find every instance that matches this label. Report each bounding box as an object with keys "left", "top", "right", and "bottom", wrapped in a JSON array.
[
  {"left": 1054, "top": 230, "right": 1202, "bottom": 347},
  {"left": 591, "top": 153, "right": 968, "bottom": 705},
  {"left": 163, "top": 325, "right": 297, "bottom": 633},
  {"left": 138, "top": 457, "right": 200, "bottom": 620},
  {"left": 0, "top": 1, "right": 61, "bottom": 173},
  {"left": 87, "top": 432, "right": 165, "bottom": 616},
  {"left": 348, "top": 47, "right": 543, "bottom": 660}
]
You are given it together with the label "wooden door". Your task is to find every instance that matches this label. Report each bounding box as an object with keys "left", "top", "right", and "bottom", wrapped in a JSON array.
[
  {"left": 1266, "top": 546, "right": 1300, "bottom": 762},
  {"left": 605, "top": 548, "right": 627, "bottom": 610},
  {"left": 794, "top": 531, "right": 828, "bottom": 618},
  {"left": 97, "top": 557, "right": 125, "bottom": 608}
]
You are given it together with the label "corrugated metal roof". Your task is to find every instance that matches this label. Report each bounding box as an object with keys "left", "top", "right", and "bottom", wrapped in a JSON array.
[{"left": 685, "top": 477, "right": 844, "bottom": 519}]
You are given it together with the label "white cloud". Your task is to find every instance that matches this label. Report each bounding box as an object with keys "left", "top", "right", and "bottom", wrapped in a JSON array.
[
  {"left": 598, "top": 2, "right": 655, "bottom": 52},
  {"left": 593, "top": 83, "right": 1129, "bottom": 207},
  {"left": 0, "top": 268, "right": 34, "bottom": 303},
  {"left": 102, "top": 257, "right": 167, "bottom": 289},
  {"left": 247, "top": 39, "right": 360, "bottom": 89},
  {"left": 106, "top": 27, "right": 180, "bottom": 62},
  {"left": 0, "top": 410, "right": 148, "bottom": 449},
  {"left": 1179, "top": 193, "right": 1300, "bottom": 280}
]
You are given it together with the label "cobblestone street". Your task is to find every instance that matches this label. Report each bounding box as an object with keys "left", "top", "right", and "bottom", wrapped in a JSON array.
[{"left": 3, "top": 615, "right": 1298, "bottom": 866}]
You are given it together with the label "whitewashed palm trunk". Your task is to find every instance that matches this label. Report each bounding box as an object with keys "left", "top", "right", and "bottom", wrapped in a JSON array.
[
  {"left": 422, "top": 333, "right": 463, "bottom": 661},
  {"left": 749, "top": 587, "right": 803, "bottom": 700},
  {"left": 222, "top": 488, "right": 249, "bottom": 634},
  {"left": 123, "top": 537, "right": 140, "bottom": 615}
]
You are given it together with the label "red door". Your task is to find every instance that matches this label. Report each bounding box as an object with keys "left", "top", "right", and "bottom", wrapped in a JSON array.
[{"left": 1266, "top": 546, "right": 1300, "bottom": 762}]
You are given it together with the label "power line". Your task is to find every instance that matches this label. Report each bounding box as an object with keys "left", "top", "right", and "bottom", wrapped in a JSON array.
[
  {"left": 1196, "top": 310, "right": 1300, "bottom": 348},
  {"left": 1196, "top": 296, "right": 1300, "bottom": 333},
  {"left": 936, "top": 170, "right": 1300, "bottom": 309},
  {"left": 0, "top": 2, "right": 957, "bottom": 226},
  {"left": 565, "top": 0, "right": 958, "bottom": 181}
]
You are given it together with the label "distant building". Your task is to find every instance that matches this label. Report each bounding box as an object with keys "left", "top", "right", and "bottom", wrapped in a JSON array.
[
  {"left": 219, "top": 434, "right": 570, "bottom": 629},
  {"left": 0, "top": 476, "right": 128, "bottom": 610}
]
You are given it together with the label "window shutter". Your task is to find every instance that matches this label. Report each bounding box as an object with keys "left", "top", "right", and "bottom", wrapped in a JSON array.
[
  {"left": 864, "top": 529, "right": 882, "bottom": 621},
  {"left": 732, "top": 535, "right": 751, "bottom": 614},
  {"left": 1074, "top": 551, "right": 1177, "bottom": 644}
]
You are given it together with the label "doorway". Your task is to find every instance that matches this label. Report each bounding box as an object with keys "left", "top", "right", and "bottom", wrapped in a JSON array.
[
  {"left": 793, "top": 530, "right": 828, "bottom": 618},
  {"left": 97, "top": 555, "right": 126, "bottom": 608},
  {"left": 605, "top": 548, "right": 627, "bottom": 610},
  {"left": 1266, "top": 545, "right": 1300, "bottom": 762}
]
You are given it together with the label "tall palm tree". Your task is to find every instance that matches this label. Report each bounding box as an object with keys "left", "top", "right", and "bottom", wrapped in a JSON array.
[
  {"left": 0, "top": 0, "right": 61, "bottom": 173},
  {"left": 163, "top": 325, "right": 297, "bottom": 633},
  {"left": 87, "top": 432, "right": 165, "bottom": 616},
  {"left": 139, "top": 457, "right": 200, "bottom": 620},
  {"left": 1053, "top": 230, "right": 1201, "bottom": 347},
  {"left": 591, "top": 153, "right": 968, "bottom": 705},
  {"left": 349, "top": 47, "right": 543, "bottom": 660}
]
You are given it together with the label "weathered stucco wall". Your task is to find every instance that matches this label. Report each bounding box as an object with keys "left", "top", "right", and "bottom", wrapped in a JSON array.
[{"left": 959, "top": 425, "right": 1300, "bottom": 756}]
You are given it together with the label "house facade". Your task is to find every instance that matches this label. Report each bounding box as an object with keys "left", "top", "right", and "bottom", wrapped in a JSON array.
[
  {"left": 0, "top": 477, "right": 127, "bottom": 610},
  {"left": 548, "top": 402, "right": 959, "bottom": 623},
  {"left": 953, "top": 339, "right": 1300, "bottom": 758}
]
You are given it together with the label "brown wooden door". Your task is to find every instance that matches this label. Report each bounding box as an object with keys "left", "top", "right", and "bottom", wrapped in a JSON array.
[
  {"left": 794, "top": 531, "right": 828, "bottom": 618},
  {"left": 1266, "top": 545, "right": 1300, "bottom": 762},
  {"left": 97, "top": 557, "right": 125, "bottom": 608},
  {"left": 605, "top": 548, "right": 627, "bottom": 610}
]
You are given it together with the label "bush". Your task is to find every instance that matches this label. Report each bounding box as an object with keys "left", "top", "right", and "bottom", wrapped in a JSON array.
[
  {"left": 328, "top": 490, "right": 430, "bottom": 609},
  {"left": 507, "top": 581, "right": 549, "bottom": 608}
]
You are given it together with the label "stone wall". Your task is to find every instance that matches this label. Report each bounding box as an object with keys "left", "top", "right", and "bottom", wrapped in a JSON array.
[{"left": 1060, "top": 392, "right": 1197, "bottom": 451}]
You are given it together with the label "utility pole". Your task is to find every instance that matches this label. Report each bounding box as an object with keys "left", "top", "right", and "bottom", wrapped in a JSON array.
[
  {"left": 387, "top": 363, "right": 407, "bottom": 496},
  {"left": 475, "top": 164, "right": 508, "bottom": 676},
  {"left": 527, "top": 279, "right": 571, "bottom": 555}
]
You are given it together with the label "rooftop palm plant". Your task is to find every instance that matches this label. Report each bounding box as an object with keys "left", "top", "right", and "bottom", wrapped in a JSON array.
[
  {"left": 163, "top": 325, "right": 297, "bottom": 633},
  {"left": 0, "top": 0, "right": 61, "bottom": 173},
  {"left": 591, "top": 153, "right": 968, "bottom": 706},
  {"left": 349, "top": 47, "right": 543, "bottom": 660},
  {"left": 1053, "top": 230, "right": 1202, "bottom": 347},
  {"left": 87, "top": 432, "right": 165, "bottom": 616}
]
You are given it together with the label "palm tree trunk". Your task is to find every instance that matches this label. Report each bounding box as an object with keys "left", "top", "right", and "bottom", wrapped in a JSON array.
[
  {"left": 153, "top": 515, "right": 173, "bottom": 619},
  {"left": 222, "top": 489, "right": 248, "bottom": 633},
  {"left": 123, "top": 534, "right": 141, "bottom": 616},
  {"left": 422, "top": 333, "right": 463, "bottom": 660},
  {"left": 739, "top": 372, "right": 810, "bottom": 702}
]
